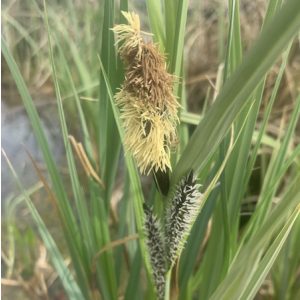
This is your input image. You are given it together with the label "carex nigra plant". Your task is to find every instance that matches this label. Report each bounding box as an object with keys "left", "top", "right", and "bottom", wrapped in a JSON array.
[{"left": 112, "top": 12, "right": 204, "bottom": 299}]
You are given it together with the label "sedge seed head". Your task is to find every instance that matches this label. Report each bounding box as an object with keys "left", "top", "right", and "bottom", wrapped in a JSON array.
[
  {"left": 165, "top": 171, "right": 203, "bottom": 267},
  {"left": 143, "top": 204, "right": 166, "bottom": 300}
]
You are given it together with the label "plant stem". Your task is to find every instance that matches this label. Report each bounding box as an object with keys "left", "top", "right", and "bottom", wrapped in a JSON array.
[{"left": 164, "top": 270, "right": 171, "bottom": 300}]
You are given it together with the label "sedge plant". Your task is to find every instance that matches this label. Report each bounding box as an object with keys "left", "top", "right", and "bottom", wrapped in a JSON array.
[{"left": 2, "top": 0, "right": 300, "bottom": 299}]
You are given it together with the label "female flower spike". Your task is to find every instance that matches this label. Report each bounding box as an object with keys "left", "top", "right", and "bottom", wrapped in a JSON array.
[
  {"left": 165, "top": 170, "right": 203, "bottom": 267},
  {"left": 113, "top": 12, "right": 179, "bottom": 174},
  {"left": 143, "top": 204, "right": 166, "bottom": 300}
]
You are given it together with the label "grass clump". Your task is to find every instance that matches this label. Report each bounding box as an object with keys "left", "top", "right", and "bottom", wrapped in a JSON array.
[{"left": 2, "top": 0, "right": 300, "bottom": 299}]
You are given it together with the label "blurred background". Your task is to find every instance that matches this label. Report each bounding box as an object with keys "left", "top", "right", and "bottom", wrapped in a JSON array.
[{"left": 1, "top": 0, "right": 300, "bottom": 299}]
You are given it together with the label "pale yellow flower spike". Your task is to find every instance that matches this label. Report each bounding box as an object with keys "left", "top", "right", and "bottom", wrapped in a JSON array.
[{"left": 113, "top": 12, "right": 180, "bottom": 175}]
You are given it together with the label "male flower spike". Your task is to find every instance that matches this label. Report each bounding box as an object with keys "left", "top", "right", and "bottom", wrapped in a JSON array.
[{"left": 113, "top": 12, "right": 179, "bottom": 175}]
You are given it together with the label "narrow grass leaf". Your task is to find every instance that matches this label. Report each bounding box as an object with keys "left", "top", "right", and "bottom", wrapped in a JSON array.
[
  {"left": 2, "top": 150, "right": 84, "bottom": 300},
  {"left": 209, "top": 174, "right": 300, "bottom": 300},
  {"left": 146, "top": 0, "right": 165, "bottom": 47},
  {"left": 241, "top": 207, "right": 300, "bottom": 300},
  {"left": 172, "top": 0, "right": 300, "bottom": 184}
]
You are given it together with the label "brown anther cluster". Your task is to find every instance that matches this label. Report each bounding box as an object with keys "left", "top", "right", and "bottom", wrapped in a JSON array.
[{"left": 113, "top": 12, "right": 179, "bottom": 174}]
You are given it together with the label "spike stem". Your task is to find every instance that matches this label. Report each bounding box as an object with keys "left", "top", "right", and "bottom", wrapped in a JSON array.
[{"left": 164, "top": 270, "right": 171, "bottom": 300}]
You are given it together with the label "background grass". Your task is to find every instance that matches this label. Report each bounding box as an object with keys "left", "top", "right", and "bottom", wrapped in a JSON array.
[{"left": 2, "top": 0, "right": 300, "bottom": 299}]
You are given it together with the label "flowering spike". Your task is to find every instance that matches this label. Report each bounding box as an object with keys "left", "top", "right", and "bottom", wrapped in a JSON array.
[
  {"left": 112, "top": 12, "right": 180, "bottom": 175},
  {"left": 143, "top": 204, "right": 166, "bottom": 300},
  {"left": 165, "top": 170, "right": 203, "bottom": 267}
]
